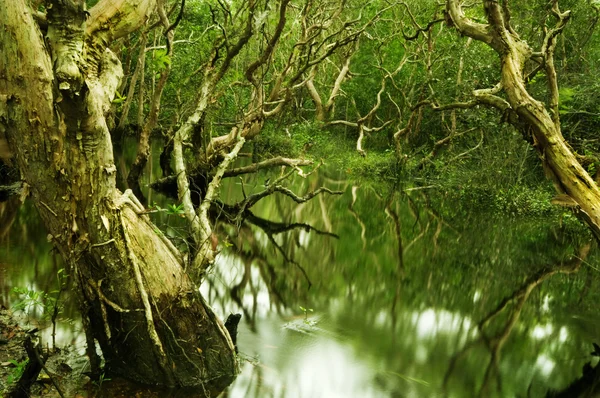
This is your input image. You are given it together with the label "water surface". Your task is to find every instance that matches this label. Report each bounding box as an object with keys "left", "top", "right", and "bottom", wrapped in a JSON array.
[{"left": 1, "top": 161, "right": 599, "bottom": 397}]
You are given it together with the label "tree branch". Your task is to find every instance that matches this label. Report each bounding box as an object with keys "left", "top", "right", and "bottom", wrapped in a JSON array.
[{"left": 445, "top": 0, "right": 494, "bottom": 48}]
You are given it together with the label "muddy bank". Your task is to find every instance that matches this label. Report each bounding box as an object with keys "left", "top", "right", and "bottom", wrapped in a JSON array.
[{"left": 0, "top": 308, "right": 93, "bottom": 397}]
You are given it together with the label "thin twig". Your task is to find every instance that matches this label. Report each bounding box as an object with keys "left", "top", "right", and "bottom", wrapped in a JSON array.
[{"left": 91, "top": 239, "right": 116, "bottom": 248}]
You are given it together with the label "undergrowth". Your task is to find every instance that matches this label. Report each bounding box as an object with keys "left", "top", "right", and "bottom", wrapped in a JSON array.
[{"left": 253, "top": 119, "right": 588, "bottom": 220}]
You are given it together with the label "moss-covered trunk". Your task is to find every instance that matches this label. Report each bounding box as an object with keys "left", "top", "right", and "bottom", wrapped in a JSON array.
[{"left": 0, "top": 0, "right": 236, "bottom": 390}]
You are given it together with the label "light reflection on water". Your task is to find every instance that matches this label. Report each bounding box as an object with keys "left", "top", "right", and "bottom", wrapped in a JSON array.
[
  {"left": 1, "top": 163, "right": 600, "bottom": 397},
  {"left": 206, "top": 254, "right": 389, "bottom": 398},
  {"left": 226, "top": 318, "right": 388, "bottom": 398}
]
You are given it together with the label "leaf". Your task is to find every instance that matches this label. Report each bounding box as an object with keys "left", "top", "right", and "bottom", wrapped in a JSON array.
[{"left": 152, "top": 49, "right": 171, "bottom": 71}]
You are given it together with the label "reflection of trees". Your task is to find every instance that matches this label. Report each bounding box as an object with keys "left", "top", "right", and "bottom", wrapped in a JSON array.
[
  {"left": 200, "top": 175, "right": 595, "bottom": 397},
  {"left": 214, "top": 191, "right": 340, "bottom": 287},
  {"left": 385, "top": 192, "right": 405, "bottom": 339},
  {"left": 0, "top": 195, "right": 22, "bottom": 241},
  {"left": 201, "top": 171, "right": 344, "bottom": 330},
  {"left": 443, "top": 243, "right": 591, "bottom": 397},
  {"left": 349, "top": 186, "right": 367, "bottom": 250},
  {"left": 548, "top": 341, "right": 600, "bottom": 397},
  {"left": 367, "top": 188, "right": 452, "bottom": 348}
]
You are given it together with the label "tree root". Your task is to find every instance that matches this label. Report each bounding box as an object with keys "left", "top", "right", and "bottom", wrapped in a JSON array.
[{"left": 119, "top": 212, "right": 175, "bottom": 386}]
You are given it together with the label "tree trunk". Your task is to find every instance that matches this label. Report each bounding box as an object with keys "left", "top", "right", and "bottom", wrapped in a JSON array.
[{"left": 0, "top": 0, "right": 237, "bottom": 390}]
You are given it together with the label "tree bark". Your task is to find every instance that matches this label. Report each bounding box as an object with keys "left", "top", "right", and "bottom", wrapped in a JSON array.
[{"left": 0, "top": 0, "right": 236, "bottom": 390}]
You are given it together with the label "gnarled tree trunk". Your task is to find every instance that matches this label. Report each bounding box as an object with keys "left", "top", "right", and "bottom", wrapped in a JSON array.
[
  {"left": 0, "top": 0, "right": 236, "bottom": 390},
  {"left": 446, "top": 0, "right": 600, "bottom": 239}
]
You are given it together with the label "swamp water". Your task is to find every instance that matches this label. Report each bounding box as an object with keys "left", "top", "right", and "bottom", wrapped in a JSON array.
[{"left": 1, "top": 162, "right": 600, "bottom": 397}]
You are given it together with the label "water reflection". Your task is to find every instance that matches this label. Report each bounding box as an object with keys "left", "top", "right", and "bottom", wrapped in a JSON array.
[
  {"left": 205, "top": 172, "right": 599, "bottom": 397},
  {"left": 2, "top": 163, "right": 600, "bottom": 397}
]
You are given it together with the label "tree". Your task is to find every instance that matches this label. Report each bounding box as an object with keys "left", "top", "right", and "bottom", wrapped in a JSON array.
[
  {"left": 0, "top": 0, "right": 349, "bottom": 391},
  {"left": 4, "top": 0, "right": 599, "bottom": 393},
  {"left": 0, "top": 0, "right": 237, "bottom": 389},
  {"left": 444, "top": 0, "right": 600, "bottom": 238}
]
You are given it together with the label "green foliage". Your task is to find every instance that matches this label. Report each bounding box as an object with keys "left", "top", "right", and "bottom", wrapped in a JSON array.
[
  {"left": 11, "top": 268, "right": 68, "bottom": 328},
  {"left": 252, "top": 124, "right": 296, "bottom": 160},
  {"left": 558, "top": 87, "right": 575, "bottom": 115},
  {"left": 112, "top": 91, "right": 126, "bottom": 105},
  {"left": 149, "top": 49, "right": 171, "bottom": 72},
  {"left": 153, "top": 202, "right": 185, "bottom": 218},
  {"left": 6, "top": 359, "right": 28, "bottom": 385},
  {"left": 92, "top": 372, "right": 111, "bottom": 389},
  {"left": 166, "top": 203, "right": 184, "bottom": 216},
  {"left": 299, "top": 305, "right": 314, "bottom": 325},
  {"left": 12, "top": 287, "right": 56, "bottom": 321}
]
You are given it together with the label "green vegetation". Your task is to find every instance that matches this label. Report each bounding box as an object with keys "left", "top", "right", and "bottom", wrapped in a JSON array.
[
  {"left": 4, "top": 0, "right": 600, "bottom": 396},
  {"left": 299, "top": 305, "right": 315, "bottom": 325},
  {"left": 6, "top": 359, "right": 28, "bottom": 385}
]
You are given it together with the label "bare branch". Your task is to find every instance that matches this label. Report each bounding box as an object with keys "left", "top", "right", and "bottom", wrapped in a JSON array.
[
  {"left": 399, "top": 1, "right": 444, "bottom": 41},
  {"left": 194, "top": 137, "right": 246, "bottom": 272},
  {"left": 223, "top": 157, "right": 313, "bottom": 178},
  {"left": 542, "top": 2, "right": 571, "bottom": 128}
]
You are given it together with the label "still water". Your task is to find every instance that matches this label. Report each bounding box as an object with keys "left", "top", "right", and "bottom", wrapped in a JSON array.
[{"left": 1, "top": 162, "right": 600, "bottom": 397}]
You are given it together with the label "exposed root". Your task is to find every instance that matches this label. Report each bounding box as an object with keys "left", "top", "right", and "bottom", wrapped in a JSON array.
[
  {"left": 88, "top": 278, "right": 143, "bottom": 340},
  {"left": 114, "top": 188, "right": 145, "bottom": 214},
  {"left": 119, "top": 212, "right": 175, "bottom": 386},
  {"left": 114, "top": 189, "right": 184, "bottom": 265}
]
